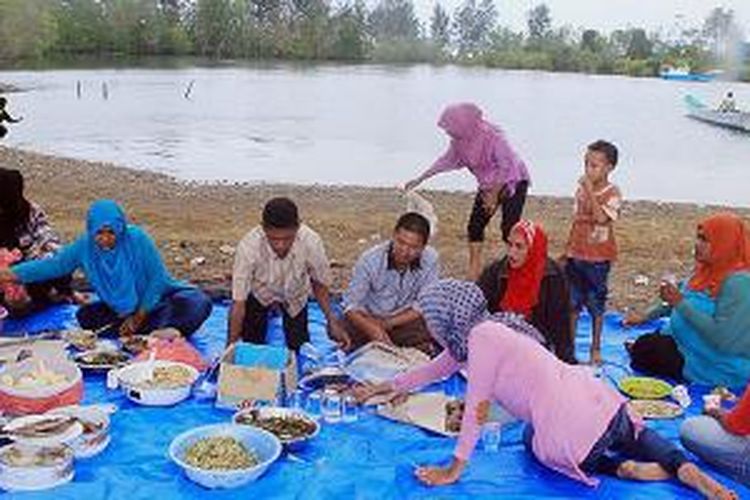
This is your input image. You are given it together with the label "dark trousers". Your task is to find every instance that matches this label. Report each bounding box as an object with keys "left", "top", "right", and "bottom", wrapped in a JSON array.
[
  {"left": 76, "top": 288, "right": 212, "bottom": 337},
  {"left": 524, "top": 405, "right": 688, "bottom": 477},
  {"left": 242, "top": 293, "right": 309, "bottom": 351},
  {"left": 628, "top": 332, "right": 685, "bottom": 382},
  {"left": 467, "top": 180, "right": 529, "bottom": 243}
]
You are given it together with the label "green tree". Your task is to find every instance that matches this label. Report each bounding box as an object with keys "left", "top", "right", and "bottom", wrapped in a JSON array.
[
  {"left": 453, "top": 0, "right": 496, "bottom": 57},
  {"left": 369, "top": 0, "right": 419, "bottom": 41},
  {"left": 626, "top": 28, "right": 652, "bottom": 59},
  {"left": 527, "top": 3, "right": 551, "bottom": 41},
  {"left": 330, "top": 0, "right": 370, "bottom": 60},
  {"left": 0, "top": 0, "right": 57, "bottom": 61},
  {"left": 430, "top": 3, "right": 450, "bottom": 50},
  {"left": 192, "top": 0, "right": 236, "bottom": 58}
]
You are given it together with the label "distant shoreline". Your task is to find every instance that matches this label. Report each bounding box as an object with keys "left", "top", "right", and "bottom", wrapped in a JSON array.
[{"left": 2, "top": 145, "right": 748, "bottom": 312}]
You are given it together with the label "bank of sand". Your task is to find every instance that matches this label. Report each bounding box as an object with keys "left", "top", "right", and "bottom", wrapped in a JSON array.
[{"left": 3, "top": 145, "right": 748, "bottom": 313}]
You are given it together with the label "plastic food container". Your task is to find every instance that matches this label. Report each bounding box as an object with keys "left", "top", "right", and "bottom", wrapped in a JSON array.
[
  {"left": 47, "top": 405, "right": 113, "bottom": 458},
  {"left": 0, "top": 443, "right": 74, "bottom": 492},
  {"left": 169, "top": 423, "right": 281, "bottom": 489},
  {"left": 0, "top": 358, "right": 83, "bottom": 416},
  {"left": 108, "top": 360, "right": 198, "bottom": 406}
]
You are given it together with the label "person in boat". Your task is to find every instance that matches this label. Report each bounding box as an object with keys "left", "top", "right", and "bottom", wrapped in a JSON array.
[
  {"left": 718, "top": 92, "right": 738, "bottom": 113},
  {"left": 0, "top": 199, "right": 213, "bottom": 338},
  {"left": 624, "top": 212, "right": 750, "bottom": 388},
  {"left": 342, "top": 212, "right": 440, "bottom": 356},
  {"left": 403, "top": 103, "right": 531, "bottom": 281},
  {"left": 477, "top": 219, "right": 576, "bottom": 363},
  {"left": 354, "top": 280, "right": 736, "bottom": 499},
  {"left": 0, "top": 96, "right": 22, "bottom": 138},
  {"left": 0, "top": 168, "right": 73, "bottom": 317}
]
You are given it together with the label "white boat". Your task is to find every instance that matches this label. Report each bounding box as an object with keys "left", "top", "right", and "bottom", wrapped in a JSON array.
[{"left": 684, "top": 95, "right": 750, "bottom": 133}]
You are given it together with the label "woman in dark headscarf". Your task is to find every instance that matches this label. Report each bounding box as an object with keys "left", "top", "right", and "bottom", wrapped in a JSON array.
[{"left": 0, "top": 168, "right": 71, "bottom": 316}]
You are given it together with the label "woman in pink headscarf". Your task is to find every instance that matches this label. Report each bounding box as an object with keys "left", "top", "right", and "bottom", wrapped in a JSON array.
[{"left": 404, "top": 103, "right": 531, "bottom": 281}]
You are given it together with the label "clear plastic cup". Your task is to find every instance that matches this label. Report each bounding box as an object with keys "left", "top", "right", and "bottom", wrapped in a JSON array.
[
  {"left": 342, "top": 394, "right": 359, "bottom": 423},
  {"left": 287, "top": 389, "right": 305, "bottom": 410},
  {"left": 306, "top": 391, "right": 322, "bottom": 418},
  {"left": 322, "top": 390, "right": 342, "bottom": 423},
  {"left": 481, "top": 422, "right": 502, "bottom": 452}
]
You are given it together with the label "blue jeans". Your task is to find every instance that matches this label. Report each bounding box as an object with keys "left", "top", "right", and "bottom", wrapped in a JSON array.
[
  {"left": 76, "top": 288, "right": 212, "bottom": 337},
  {"left": 524, "top": 404, "right": 687, "bottom": 476},
  {"left": 565, "top": 258, "right": 611, "bottom": 317},
  {"left": 680, "top": 416, "right": 750, "bottom": 487}
]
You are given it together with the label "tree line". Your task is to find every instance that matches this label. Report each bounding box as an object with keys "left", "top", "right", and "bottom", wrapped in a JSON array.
[{"left": 0, "top": 0, "right": 747, "bottom": 80}]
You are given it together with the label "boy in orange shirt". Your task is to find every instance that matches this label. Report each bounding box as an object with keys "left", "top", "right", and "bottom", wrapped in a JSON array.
[{"left": 564, "top": 140, "right": 622, "bottom": 365}]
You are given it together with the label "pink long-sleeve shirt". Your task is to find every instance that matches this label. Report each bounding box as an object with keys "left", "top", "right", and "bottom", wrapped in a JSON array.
[
  {"left": 393, "top": 321, "right": 633, "bottom": 486},
  {"left": 422, "top": 132, "right": 530, "bottom": 192}
]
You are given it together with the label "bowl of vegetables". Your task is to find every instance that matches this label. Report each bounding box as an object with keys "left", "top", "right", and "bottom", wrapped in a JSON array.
[{"left": 169, "top": 423, "right": 281, "bottom": 489}]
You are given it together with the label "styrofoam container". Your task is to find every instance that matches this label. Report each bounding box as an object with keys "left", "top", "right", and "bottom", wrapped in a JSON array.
[
  {"left": 3, "top": 413, "right": 83, "bottom": 447},
  {"left": 47, "top": 405, "right": 112, "bottom": 458},
  {"left": 169, "top": 424, "right": 281, "bottom": 489},
  {"left": 0, "top": 443, "right": 74, "bottom": 492},
  {"left": 109, "top": 360, "right": 198, "bottom": 406}
]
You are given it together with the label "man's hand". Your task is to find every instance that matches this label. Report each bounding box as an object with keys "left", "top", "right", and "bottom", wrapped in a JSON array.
[
  {"left": 328, "top": 317, "right": 352, "bottom": 351},
  {"left": 579, "top": 175, "right": 594, "bottom": 194}
]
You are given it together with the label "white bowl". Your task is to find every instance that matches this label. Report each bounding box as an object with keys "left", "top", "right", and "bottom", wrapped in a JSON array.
[
  {"left": 169, "top": 424, "right": 281, "bottom": 489},
  {"left": 0, "top": 443, "right": 74, "bottom": 492},
  {"left": 110, "top": 360, "right": 198, "bottom": 406},
  {"left": 232, "top": 407, "right": 320, "bottom": 449}
]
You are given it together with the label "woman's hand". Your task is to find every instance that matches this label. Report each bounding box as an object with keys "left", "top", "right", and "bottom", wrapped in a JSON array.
[
  {"left": 659, "top": 282, "right": 683, "bottom": 307},
  {"left": 0, "top": 268, "right": 18, "bottom": 285},
  {"left": 404, "top": 177, "right": 424, "bottom": 192},
  {"left": 622, "top": 310, "right": 646, "bottom": 327},
  {"left": 351, "top": 381, "right": 395, "bottom": 404},
  {"left": 415, "top": 458, "right": 465, "bottom": 486},
  {"left": 119, "top": 310, "right": 148, "bottom": 337}
]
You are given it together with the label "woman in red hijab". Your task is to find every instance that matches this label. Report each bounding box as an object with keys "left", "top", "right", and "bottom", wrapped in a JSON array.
[{"left": 477, "top": 219, "right": 576, "bottom": 363}]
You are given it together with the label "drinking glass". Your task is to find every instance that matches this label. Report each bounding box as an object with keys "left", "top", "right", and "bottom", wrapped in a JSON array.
[
  {"left": 306, "top": 391, "right": 322, "bottom": 418},
  {"left": 322, "top": 389, "right": 342, "bottom": 423},
  {"left": 342, "top": 394, "right": 359, "bottom": 423},
  {"left": 481, "top": 422, "right": 502, "bottom": 452}
]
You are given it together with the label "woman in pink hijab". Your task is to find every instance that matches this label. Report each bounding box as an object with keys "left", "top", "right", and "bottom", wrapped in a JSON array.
[{"left": 404, "top": 103, "right": 531, "bottom": 281}]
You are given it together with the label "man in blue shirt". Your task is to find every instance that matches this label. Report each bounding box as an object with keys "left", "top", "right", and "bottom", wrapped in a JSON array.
[{"left": 342, "top": 212, "right": 440, "bottom": 355}]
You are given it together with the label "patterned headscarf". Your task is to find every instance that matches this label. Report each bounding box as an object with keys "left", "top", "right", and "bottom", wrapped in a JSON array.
[{"left": 418, "top": 279, "right": 545, "bottom": 362}]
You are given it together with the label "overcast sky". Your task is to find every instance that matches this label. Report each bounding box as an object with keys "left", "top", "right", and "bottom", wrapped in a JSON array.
[{"left": 411, "top": 0, "right": 750, "bottom": 37}]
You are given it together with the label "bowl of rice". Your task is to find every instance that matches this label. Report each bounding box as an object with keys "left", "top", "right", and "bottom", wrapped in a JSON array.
[{"left": 168, "top": 423, "right": 281, "bottom": 489}]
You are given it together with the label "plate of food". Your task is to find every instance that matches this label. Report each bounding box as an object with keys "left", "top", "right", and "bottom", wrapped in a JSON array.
[
  {"left": 233, "top": 407, "right": 320, "bottom": 448},
  {"left": 628, "top": 399, "right": 684, "bottom": 419},
  {"left": 73, "top": 350, "right": 130, "bottom": 371},
  {"left": 61, "top": 329, "right": 98, "bottom": 351},
  {"left": 618, "top": 376, "right": 673, "bottom": 400},
  {"left": 377, "top": 392, "right": 460, "bottom": 437},
  {"left": 2, "top": 414, "right": 83, "bottom": 447}
]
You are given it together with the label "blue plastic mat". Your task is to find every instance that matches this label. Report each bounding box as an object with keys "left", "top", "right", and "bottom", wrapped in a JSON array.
[{"left": 2, "top": 305, "right": 748, "bottom": 499}]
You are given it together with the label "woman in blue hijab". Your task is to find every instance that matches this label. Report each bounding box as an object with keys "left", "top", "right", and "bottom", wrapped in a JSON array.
[{"left": 0, "top": 200, "right": 212, "bottom": 337}]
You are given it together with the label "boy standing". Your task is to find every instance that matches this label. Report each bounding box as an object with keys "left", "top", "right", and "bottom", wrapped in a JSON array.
[{"left": 564, "top": 140, "right": 622, "bottom": 365}]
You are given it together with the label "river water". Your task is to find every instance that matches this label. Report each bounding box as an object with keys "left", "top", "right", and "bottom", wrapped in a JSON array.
[{"left": 1, "top": 63, "right": 748, "bottom": 206}]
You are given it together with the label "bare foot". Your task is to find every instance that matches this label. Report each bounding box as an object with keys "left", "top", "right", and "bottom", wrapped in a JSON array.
[
  {"left": 677, "top": 463, "right": 738, "bottom": 500},
  {"left": 617, "top": 460, "right": 671, "bottom": 481},
  {"left": 589, "top": 349, "right": 603, "bottom": 366}
]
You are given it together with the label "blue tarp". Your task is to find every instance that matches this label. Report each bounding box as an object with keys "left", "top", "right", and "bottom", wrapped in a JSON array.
[{"left": 2, "top": 305, "right": 749, "bottom": 499}]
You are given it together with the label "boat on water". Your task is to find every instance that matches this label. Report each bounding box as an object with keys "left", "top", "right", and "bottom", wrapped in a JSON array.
[
  {"left": 661, "top": 66, "right": 719, "bottom": 82},
  {"left": 684, "top": 95, "right": 750, "bottom": 132}
]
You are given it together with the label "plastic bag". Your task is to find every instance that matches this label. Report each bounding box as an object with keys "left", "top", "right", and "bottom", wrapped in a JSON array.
[{"left": 405, "top": 190, "right": 438, "bottom": 237}]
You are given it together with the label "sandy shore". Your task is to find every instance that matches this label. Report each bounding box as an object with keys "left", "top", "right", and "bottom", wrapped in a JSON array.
[{"left": 2, "top": 145, "right": 748, "bottom": 311}]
